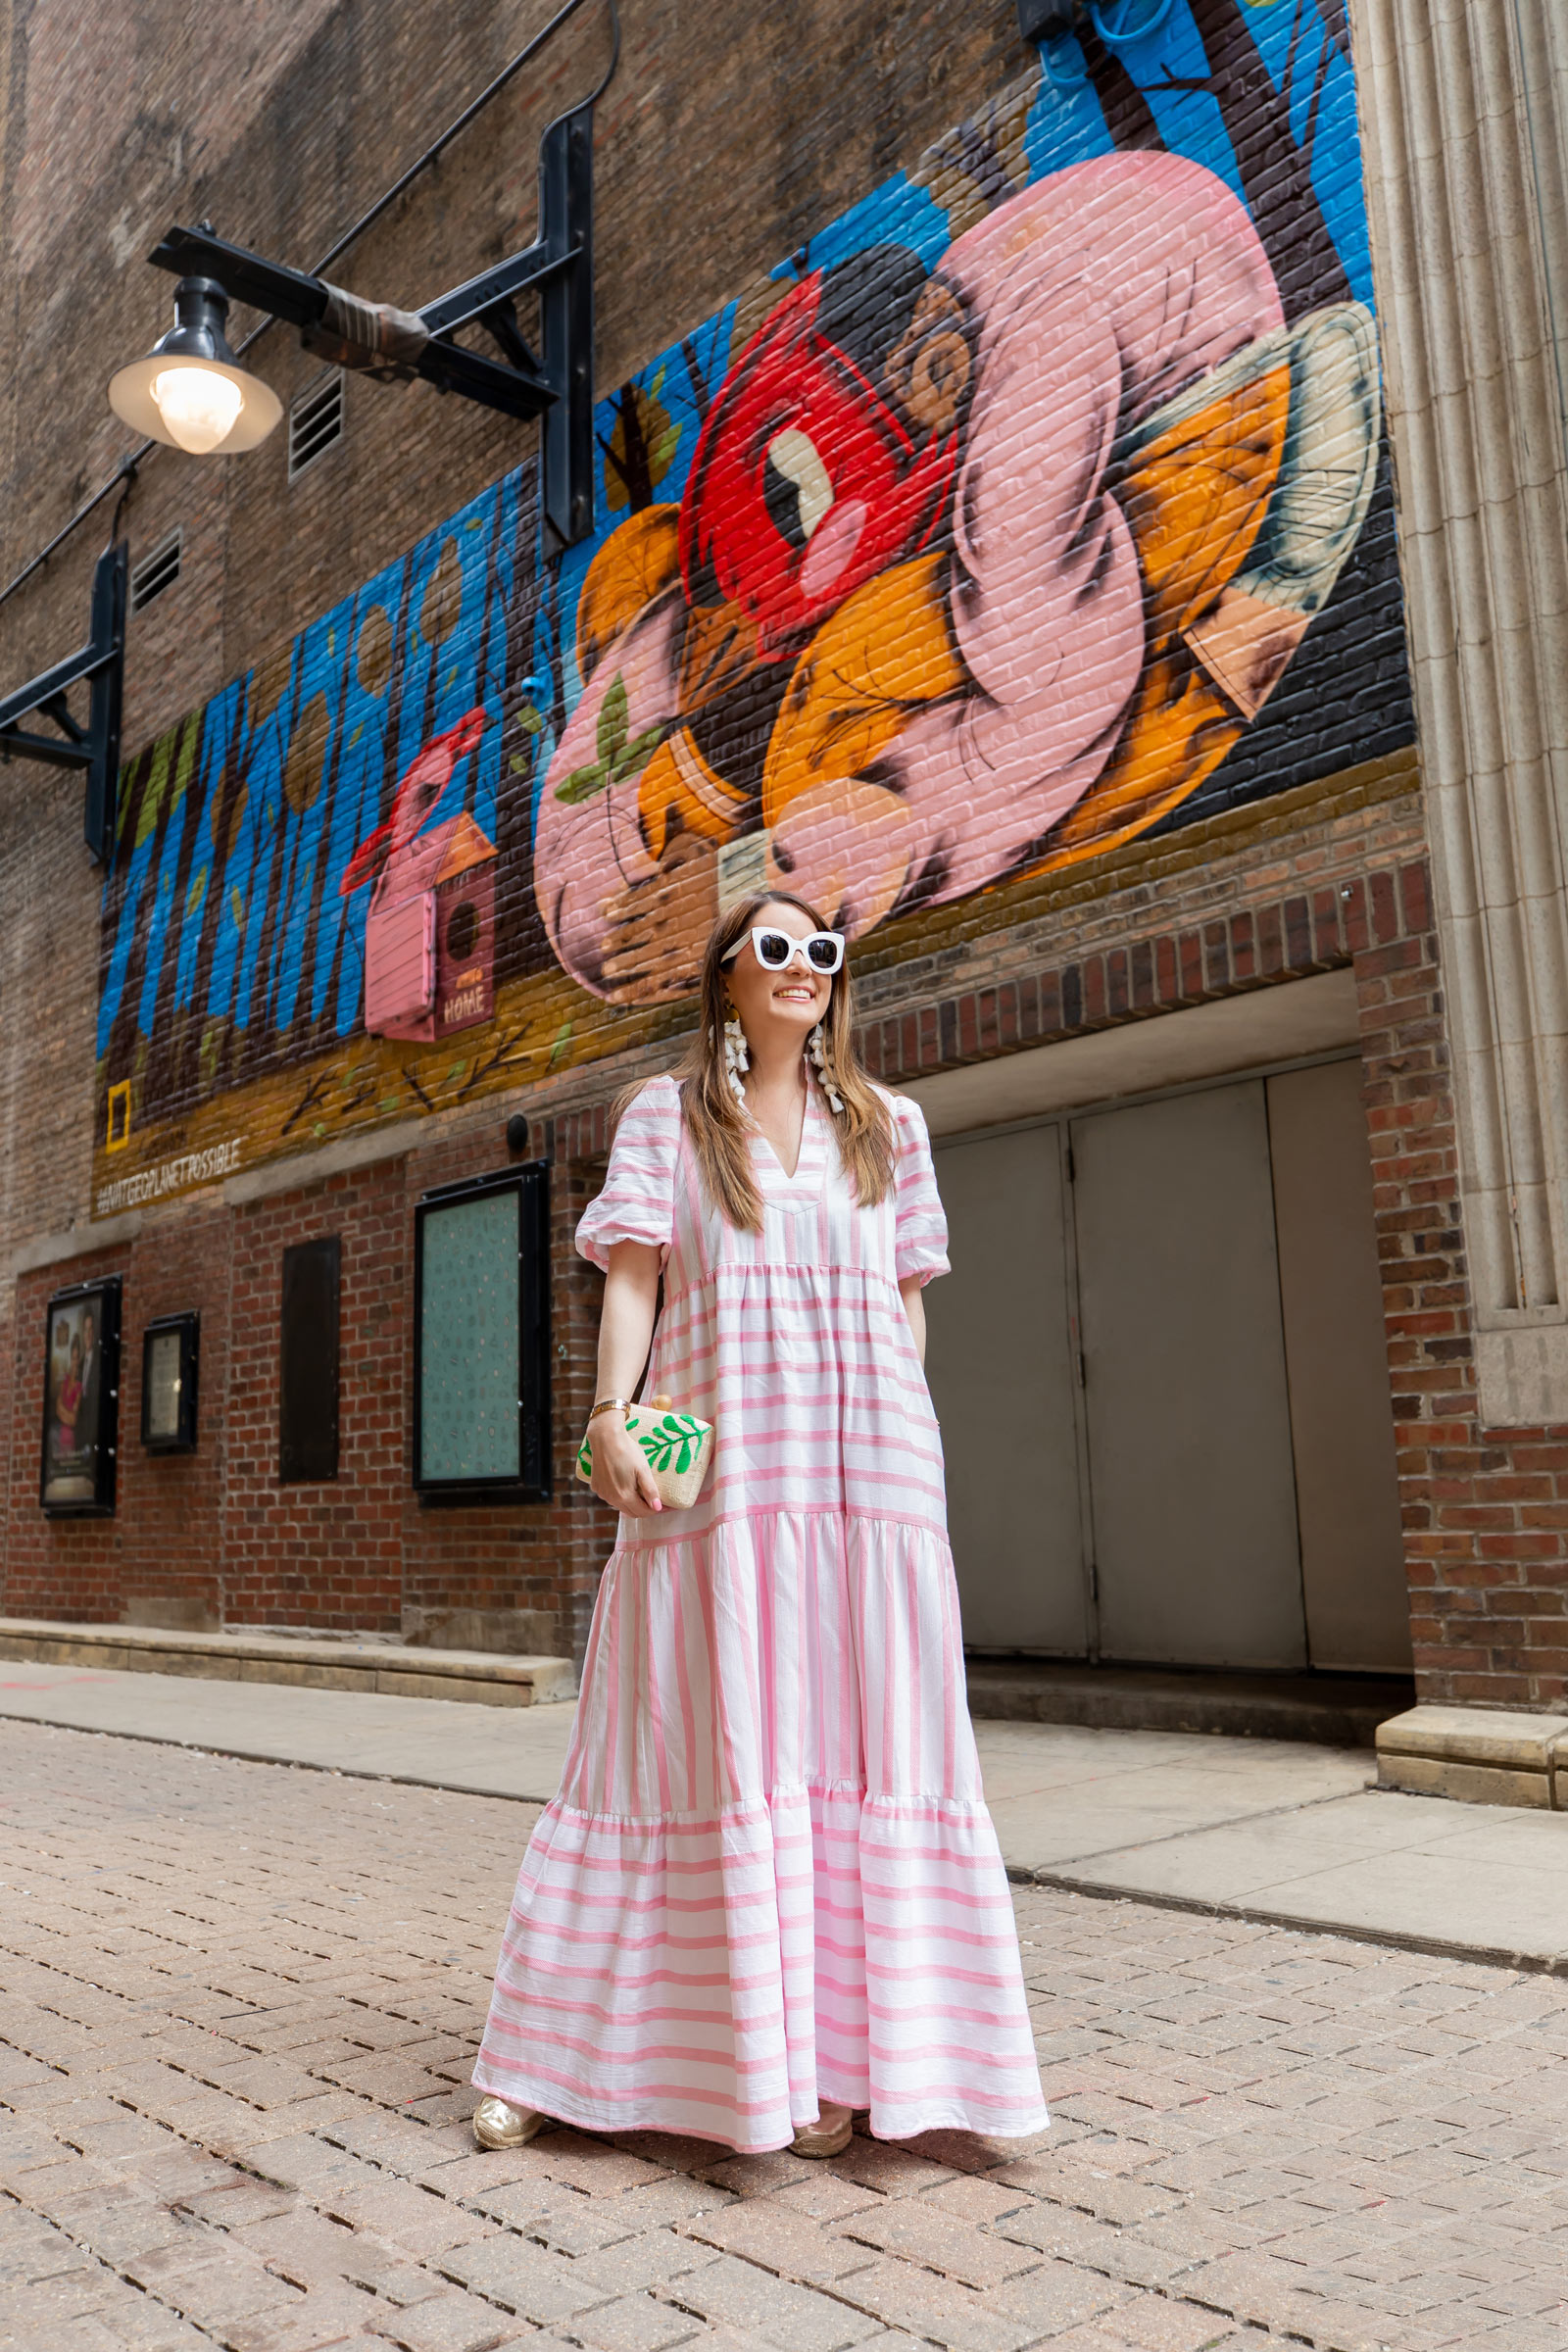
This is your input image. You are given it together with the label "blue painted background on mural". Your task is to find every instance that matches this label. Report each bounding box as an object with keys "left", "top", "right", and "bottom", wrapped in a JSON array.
[{"left": 100, "top": 474, "right": 526, "bottom": 1064}]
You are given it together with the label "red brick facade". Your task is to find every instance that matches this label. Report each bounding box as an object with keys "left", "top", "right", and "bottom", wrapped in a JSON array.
[
  {"left": 5, "top": 740, "right": 1568, "bottom": 1703},
  {"left": 1363, "top": 935, "right": 1568, "bottom": 1712},
  {"left": 5, "top": 1142, "right": 620, "bottom": 1659},
  {"left": 2, "top": 0, "right": 1560, "bottom": 1712}
]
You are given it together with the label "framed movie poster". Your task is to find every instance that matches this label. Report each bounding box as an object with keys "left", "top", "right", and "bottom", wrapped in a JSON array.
[
  {"left": 413, "top": 1166, "right": 551, "bottom": 1504},
  {"left": 40, "top": 1277, "right": 122, "bottom": 1515}
]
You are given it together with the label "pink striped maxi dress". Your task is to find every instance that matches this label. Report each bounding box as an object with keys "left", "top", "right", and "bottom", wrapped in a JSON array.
[{"left": 473, "top": 1073, "right": 1048, "bottom": 2152}]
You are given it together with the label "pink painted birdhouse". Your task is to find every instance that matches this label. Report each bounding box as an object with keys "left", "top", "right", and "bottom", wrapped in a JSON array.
[{"left": 362, "top": 810, "right": 498, "bottom": 1042}]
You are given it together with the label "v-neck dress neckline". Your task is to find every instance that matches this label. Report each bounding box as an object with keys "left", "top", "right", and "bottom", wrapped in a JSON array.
[{"left": 749, "top": 1079, "right": 826, "bottom": 1194}]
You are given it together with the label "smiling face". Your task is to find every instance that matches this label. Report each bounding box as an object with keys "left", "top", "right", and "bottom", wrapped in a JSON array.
[{"left": 724, "top": 899, "right": 836, "bottom": 1050}]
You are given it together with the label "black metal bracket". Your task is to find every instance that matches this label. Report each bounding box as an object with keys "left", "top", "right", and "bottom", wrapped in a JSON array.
[
  {"left": 1018, "top": 0, "right": 1082, "bottom": 36},
  {"left": 147, "top": 97, "right": 596, "bottom": 554},
  {"left": 0, "top": 543, "right": 127, "bottom": 863}
]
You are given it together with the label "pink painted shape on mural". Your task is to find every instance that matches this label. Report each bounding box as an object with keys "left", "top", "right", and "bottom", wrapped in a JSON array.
[
  {"left": 769, "top": 151, "right": 1284, "bottom": 920},
  {"left": 365, "top": 890, "right": 436, "bottom": 1039},
  {"left": 534, "top": 591, "right": 688, "bottom": 992}
]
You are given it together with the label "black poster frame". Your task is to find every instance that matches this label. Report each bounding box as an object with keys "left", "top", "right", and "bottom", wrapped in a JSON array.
[
  {"left": 40, "top": 1275, "right": 122, "bottom": 1515},
  {"left": 413, "top": 1163, "right": 551, "bottom": 1505},
  {"left": 141, "top": 1310, "right": 200, "bottom": 1454}
]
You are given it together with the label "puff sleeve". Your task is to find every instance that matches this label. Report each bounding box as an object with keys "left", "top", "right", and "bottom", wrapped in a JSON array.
[
  {"left": 575, "top": 1074, "right": 682, "bottom": 1272},
  {"left": 890, "top": 1093, "right": 950, "bottom": 1286}
]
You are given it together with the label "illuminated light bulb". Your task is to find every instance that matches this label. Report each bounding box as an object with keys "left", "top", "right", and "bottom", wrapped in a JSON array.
[{"left": 150, "top": 366, "right": 245, "bottom": 454}]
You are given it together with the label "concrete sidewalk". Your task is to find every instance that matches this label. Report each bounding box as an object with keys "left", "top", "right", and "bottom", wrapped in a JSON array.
[{"left": 5, "top": 1658, "right": 1568, "bottom": 1973}]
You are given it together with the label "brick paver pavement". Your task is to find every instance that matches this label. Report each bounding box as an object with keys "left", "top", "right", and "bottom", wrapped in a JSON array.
[{"left": 2, "top": 1720, "right": 1566, "bottom": 2352}]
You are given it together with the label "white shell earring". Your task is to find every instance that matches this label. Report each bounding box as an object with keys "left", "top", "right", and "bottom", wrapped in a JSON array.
[
  {"left": 809, "top": 1022, "right": 844, "bottom": 1113},
  {"left": 723, "top": 1012, "right": 750, "bottom": 1108}
]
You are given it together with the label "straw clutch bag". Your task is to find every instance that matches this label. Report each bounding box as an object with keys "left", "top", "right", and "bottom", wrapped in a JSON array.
[{"left": 575, "top": 1395, "right": 715, "bottom": 1511}]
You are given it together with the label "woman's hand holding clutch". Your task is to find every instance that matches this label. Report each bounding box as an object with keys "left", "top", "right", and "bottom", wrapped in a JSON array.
[
  {"left": 579, "top": 1396, "right": 715, "bottom": 1514},
  {"left": 587, "top": 1411, "right": 664, "bottom": 1516}
]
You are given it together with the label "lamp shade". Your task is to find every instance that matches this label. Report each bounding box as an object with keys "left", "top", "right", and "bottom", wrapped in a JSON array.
[{"left": 109, "top": 276, "right": 281, "bottom": 455}]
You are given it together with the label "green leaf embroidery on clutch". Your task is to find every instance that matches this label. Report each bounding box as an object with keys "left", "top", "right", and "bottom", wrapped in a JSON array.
[
  {"left": 579, "top": 1410, "right": 708, "bottom": 1487},
  {"left": 636, "top": 1412, "right": 705, "bottom": 1476}
]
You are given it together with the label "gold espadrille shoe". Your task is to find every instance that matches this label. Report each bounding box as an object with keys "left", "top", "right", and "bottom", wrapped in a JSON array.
[
  {"left": 789, "top": 2101, "right": 854, "bottom": 2159},
  {"left": 472, "top": 2095, "right": 549, "bottom": 2151}
]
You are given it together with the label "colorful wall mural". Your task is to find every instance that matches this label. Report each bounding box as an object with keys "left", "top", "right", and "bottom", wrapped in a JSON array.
[{"left": 95, "top": 0, "right": 1413, "bottom": 1213}]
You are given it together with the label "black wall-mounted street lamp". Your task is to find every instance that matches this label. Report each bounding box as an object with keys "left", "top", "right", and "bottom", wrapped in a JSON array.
[{"left": 109, "top": 96, "right": 598, "bottom": 554}]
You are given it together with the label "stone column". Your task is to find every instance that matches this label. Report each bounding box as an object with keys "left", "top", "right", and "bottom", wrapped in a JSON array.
[{"left": 1350, "top": 0, "right": 1568, "bottom": 1421}]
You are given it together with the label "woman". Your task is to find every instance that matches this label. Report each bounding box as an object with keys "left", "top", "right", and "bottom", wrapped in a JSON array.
[
  {"left": 54, "top": 1333, "right": 83, "bottom": 1461},
  {"left": 472, "top": 892, "right": 1046, "bottom": 2156}
]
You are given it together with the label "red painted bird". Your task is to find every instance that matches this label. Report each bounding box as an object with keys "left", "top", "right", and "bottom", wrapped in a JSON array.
[{"left": 339, "top": 706, "right": 490, "bottom": 895}]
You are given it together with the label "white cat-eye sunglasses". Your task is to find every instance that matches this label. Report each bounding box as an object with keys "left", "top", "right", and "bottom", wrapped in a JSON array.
[{"left": 721, "top": 925, "right": 846, "bottom": 976}]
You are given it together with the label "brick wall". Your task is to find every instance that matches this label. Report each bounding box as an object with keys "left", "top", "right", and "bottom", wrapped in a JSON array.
[
  {"left": 10, "top": 0, "right": 1545, "bottom": 1710},
  {"left": 7, "top": 756, "right": 1568, "bottom": 1705},
  {"left": 398, "top": 1124, "right": 618, "bottom": 1662},
  {"left": 7, "top": 1250, "right": 130, "bottom": 1623},
  {"left": 1360, "top": 929, "right": 1568, "bottom": 1711},
  {"left": 1, "top": 1, "right": 1024, "bottom": 715},
  {"left": 116, "top": 1207, "right": 229, "bottom": 1631},
  {"left": 225, "top": 1166, "right": 405, "bottom": 1632},
  {"left": 0, "top": 1136, "right": 617, "bottom": 1653}
]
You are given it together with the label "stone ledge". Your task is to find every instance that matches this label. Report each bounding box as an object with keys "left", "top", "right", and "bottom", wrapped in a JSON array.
[
  {"left": 967, "top": 1659, "right": 1411, "bottom": 1747},
  {"left": 1376, "top": 1704, "right": 1568, "bottom": 1808},
  {"left": 6, "top": 1211, "right": 145, "bottom": 1282},
  {"left": 0, "top": 1619, "right": 575, "bottom": 1708}
]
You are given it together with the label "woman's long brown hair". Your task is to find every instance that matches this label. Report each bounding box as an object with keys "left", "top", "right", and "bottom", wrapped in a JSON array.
[{"left": 662, "top": 891, "right": 895, "bottom": 1232}]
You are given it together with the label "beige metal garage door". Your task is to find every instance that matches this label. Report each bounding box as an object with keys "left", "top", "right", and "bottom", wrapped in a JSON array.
[
  {"left": 922, "top": 1125, "right": 1088, "bottom": 1654},
  {"left": 924, "top": 1058, "right": 1410, "bottom": 1673}
]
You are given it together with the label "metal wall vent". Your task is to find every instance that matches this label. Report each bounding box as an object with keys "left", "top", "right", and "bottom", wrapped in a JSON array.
[
  {"left": 289, "top": 370, "right": 345, "bottom": 481},
  {"left": 129, "top": 532, "right": 181, "bottom": 614}
]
